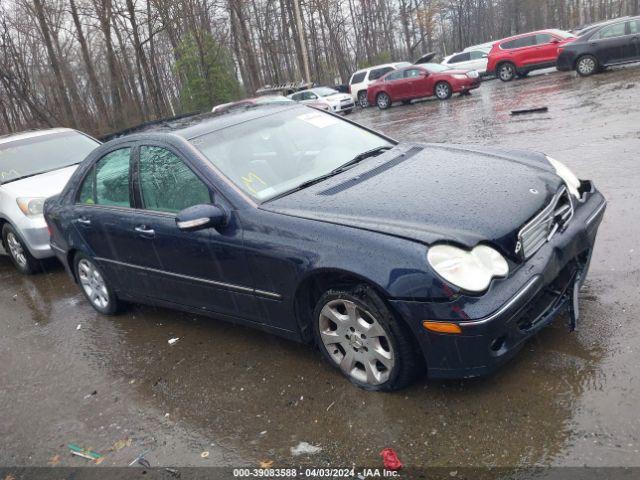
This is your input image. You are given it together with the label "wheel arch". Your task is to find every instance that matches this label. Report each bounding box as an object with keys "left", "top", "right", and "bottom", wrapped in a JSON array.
[{"left": 293, "top": 268, "right": 390, "bottom": 343}]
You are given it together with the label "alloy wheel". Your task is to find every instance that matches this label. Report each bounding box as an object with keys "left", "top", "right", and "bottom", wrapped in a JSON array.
[
  {"left": 499, "top": 63, "right": 515, "bottom": 81},
  {"left": 578, "top": 57, "right": 596, "bottom": 76},
  {"left": 6, "top": 232, "right": 27, "bottom": 269},
  {"left": 77, "top": 259, "right": 110, "bottom": 310},
  {"left": 358, "top": 92, "right": 369, "bottom": 108},
  {"left": 377, "top": 93, "right": 390, "bottom": 109},
  {"left": 318, "top": 299, "right": 395, "bottom": 386},
  {"left": 435, "top": 83, "right": 451, "bottom": 100}
]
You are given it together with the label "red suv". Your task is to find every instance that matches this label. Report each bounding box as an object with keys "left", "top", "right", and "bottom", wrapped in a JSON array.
[{"left": 487, "top": 29, "right": 576, "bottom": 81}]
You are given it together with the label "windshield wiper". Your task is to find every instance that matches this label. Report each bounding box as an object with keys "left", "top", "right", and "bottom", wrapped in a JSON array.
[
  {"left": 265, "top": 145, "right": 393, "bottom": 202},
  {"left": 332, "top": 145, "right": 393, "bottom": 173}
]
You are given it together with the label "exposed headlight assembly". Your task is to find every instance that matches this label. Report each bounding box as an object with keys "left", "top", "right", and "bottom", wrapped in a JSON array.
[
  {"left": 16, "top": 197, "right": 46, "bottom": 217},
  {"left": 427, "top": 244, "right": 509, "bottom": 293},
  {"left": 546, "top": 156, "right": 580, "bottom": 198}
]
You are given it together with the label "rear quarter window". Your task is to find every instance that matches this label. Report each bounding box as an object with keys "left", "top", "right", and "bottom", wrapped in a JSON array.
[
  {"left": 368, "top": 67, "right": 393, "bottom": 81},
  {"left": 350, "top": 72, "right": 366, "bottom": 84}
]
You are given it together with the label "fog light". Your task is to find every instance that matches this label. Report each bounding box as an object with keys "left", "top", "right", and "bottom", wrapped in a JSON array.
[{"left": 422, "top": 321, "right": 462, "bottom": 334}]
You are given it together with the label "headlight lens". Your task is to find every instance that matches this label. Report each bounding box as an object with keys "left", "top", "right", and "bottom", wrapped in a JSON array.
[
  {"left": 547, "top": 156, "right": 580, "bottom": 198},
  {"left": 427, "top": 244, "right": 509, "bottom": 293},
  {"left": 16, "top": 197, "right": 46, "bottom": 217},
  {"left": 452, "top": 74, "right": 467, "bottom": 80}
]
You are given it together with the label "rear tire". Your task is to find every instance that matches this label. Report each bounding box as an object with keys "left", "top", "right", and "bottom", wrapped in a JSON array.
[
  {"left": 2, "top": 224, "right": 39, "bottom": 274},
  {"left": 312, "top": 285, "right": 423, "bottom": 391},
  {"left": 434, "top": 81, "right": 452, "bottom": 100},
  {"left": 357, "top": 91, "right": 369, "bottom": 108},
  {"left": 498, "top": 62, "right": 516, "bottom": 82},
  {"left": 73, "top": 253, "right": 120, "bottom": 315},
  {"left": 576, "top": 55, "right": 598, "bottom": 77},
  {"left": 376, "top": 92, "right": 392, "bottom": 110}
]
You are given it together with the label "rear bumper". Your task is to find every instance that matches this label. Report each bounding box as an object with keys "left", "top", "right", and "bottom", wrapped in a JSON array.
[{"left": 390, "top": 188, "right": 606, "bottom": 379}]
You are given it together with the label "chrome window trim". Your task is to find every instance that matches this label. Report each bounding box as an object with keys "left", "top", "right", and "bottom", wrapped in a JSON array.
[
  {"left": 586, "top": 201, "right": 607, "bottom": 226},
  {"left": 94, "top": 257, "right": 282, "bottom": 300}
]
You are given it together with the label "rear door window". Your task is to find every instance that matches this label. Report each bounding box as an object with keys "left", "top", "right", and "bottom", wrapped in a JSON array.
[
  {"left": 535, "top": 33, "right": 553, "bottom": 45},
  {"left": 385, "top": 70, "right": 404, "bottom": 81},
  {"left": 404, "top": 68, "right": 424, "bottom": 78},
  {"left": 596, "top": 22, "right": 627, "bottom": 39},
  {"left": 449, "top": 52, "right": 470, "bottom": 63},
  {"left": 78, "top": 148, "right": 131, "bottom": 207},
  {"left": 369, "top": 67, "right": 393, "bottom": 81},
  {"left": 138, "top": 146, "right": 211, "bottom": 214},
  {"left": 628, "top": 20, "right": 640, "bottom": 34}
]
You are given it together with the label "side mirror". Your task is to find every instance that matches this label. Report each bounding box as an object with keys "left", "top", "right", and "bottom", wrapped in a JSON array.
[
  {"left": 551, "top": 38, "right": 560, "bottom": 44},
  {"left": 422, "top": 71, "right": 430, "bottom": 77},
  {"left": 176, "top": 204, "right": 226, "bottom": 231}
]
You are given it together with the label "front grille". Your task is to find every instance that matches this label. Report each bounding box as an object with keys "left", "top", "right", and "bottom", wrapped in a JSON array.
[{"left": 517, "top": 185, "right": 574, "bottom": 259}]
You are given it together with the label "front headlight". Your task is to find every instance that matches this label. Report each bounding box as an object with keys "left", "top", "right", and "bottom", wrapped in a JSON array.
[
  {"left": 452, "top": 74, "right": 467, "bottom": 80},
  {"left": 546, "top": 156, "right": 580, "bottom": 198},
  {"left": 427, "top": 244, "right": 509, "bottom": 293},
  {"left": 16, "top": 197, "right": 46, "bottom": 217}
]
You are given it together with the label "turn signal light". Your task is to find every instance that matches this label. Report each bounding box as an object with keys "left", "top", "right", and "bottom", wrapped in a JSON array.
[{"left": 422, "top": 321, "right": 462, "bottom": 334}]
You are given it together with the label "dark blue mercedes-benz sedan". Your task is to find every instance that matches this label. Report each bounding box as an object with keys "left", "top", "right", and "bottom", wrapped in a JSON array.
[{"left": 44, "top": 104, "right": 606, "bottom": 390}]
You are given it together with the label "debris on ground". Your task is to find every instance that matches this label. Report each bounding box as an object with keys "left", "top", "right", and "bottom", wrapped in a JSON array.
[
  {"left": 83, "top": 390, "right": 97, "bottom": 399},
  {"left": 111, "top": 438, "right": 132, "bottom": 452},
  {"left": 259, "top": 459, "right": 274, "bottom": 468},
  {"left": 128, "top": 449, "right": 150, "bottom": 467},
  {"left": 165, "top": 467, "right": 180, "bottom": 478},
  {"left": 168, "top": 337, "right": 180, "bottom": 345},
  {"left": 291, "top": 441, "right": 322, "bottom": 456},
  {"left": 76, "top": 324, "right": 82, "bottom": 330},
  {"left": 200, "top": 451, "right": 210, "bottom": 458},
  {"left": 510, "top": 106, "right": 548, "bottom": 115},
  {"left": 68, "top": 443, "right": 103, "bottom": 462},
  {"left": 48, "top": 454, "right": 60, "bottom": 466},
  {"left": 326, "top": 401, "right": 335, "bottom": 411},
  {"left": 380, "top": 448, "right": 403, "bottom": 470}
]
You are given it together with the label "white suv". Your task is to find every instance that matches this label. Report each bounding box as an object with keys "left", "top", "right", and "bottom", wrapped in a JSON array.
[
  {"left": 0, "top": 128, "right": 99, "bottom": 273},
  {"left": 349, "top": 62, "right": 411, "bottom": 108}
]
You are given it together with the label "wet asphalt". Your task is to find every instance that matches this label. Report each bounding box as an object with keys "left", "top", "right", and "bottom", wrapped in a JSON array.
[{"left": 1, "top": 65, "right": 640, "bottom": 471}]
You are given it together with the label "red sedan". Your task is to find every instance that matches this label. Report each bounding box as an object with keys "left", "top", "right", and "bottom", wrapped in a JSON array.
[{"left": 367, "top": 64, "right": 481, "bottom": 109}]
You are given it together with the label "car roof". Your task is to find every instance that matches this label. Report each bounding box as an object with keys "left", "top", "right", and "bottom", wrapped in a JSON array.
[
  {"left": 499, "top": 29, "right": 570, "bottom": 42},
  {"left": 352, "top": 62, "right": 410, "bottom": 75},
  {"left": 104, "top": 104, "right": 306, "bottom": 142},
  {"left": 0, "top": 128, "right": 76, "bottom": 146}
]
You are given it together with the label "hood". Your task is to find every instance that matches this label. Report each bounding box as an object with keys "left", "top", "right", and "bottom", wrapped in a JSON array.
[
  {"left": 0, "top": 165, "right": 77, "bottom": 198},
  {"left": 414, "top": 52, "right": 437, "bottom": 64},
  {"left": 261, "top": 143, "right": 562, "bottom": 260}
]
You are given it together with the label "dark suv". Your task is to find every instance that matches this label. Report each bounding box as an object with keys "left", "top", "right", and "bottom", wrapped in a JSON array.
[{"left": 557, "top": 16, "right": 640, "bottom": 76}]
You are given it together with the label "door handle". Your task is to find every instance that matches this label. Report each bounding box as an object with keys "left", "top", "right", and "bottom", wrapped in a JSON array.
[
  {"left": 76, "top": 217, "right": 91, "bottom": 225},
  {"left": 135, "top": 226, "right": 155, "bottom": 237}
]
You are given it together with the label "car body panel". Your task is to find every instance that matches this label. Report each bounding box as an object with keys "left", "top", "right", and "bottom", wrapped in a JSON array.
[
  {"left": 487, "top": 29, "right": 576, "bottom": 75},
  {"left": 442, "top": 49, "right": 490, "bottom": 74},
  {"left": 44, "top": 105, "right": 606, "bottom": 379},
  {"left": 557, "top": 17, "right": 640, "bottom": 72},
  {"left": 0, "top": 130, "right": 99, "bottom": 260},
  {"left": 367, "top": 65, "right": 481, "bottom": 105},
  {"left": 348, "top": 62, "right": 412, "bottom": 103}
]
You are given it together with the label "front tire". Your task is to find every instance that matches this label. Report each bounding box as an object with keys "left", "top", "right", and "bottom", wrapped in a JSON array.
[
  {"left": 576, "top": 55, "right": 598, "bottom": 76},
  {"left": 74, "top": 253, "right": 120, "bottom": 315},
  {"left": 498, "top": 62, "right": 516, "bottom": 82},
  {"left": 376, "top": 92, "right": 391, "bottom": 110},
  {"left": 313, "top": 285, "right": 422, "bottom": 391},
  {"left": 343, "top": 108, "right": 353, "bottom": 115},
  {"left": 2, "top": 224, "right": 39, "bottom": 274},
  {"left": 357, "top": 91, "right": 369, "bottom": 108},
  {"left": 434, "top": 81, "right": 452, "bottom": 100}
]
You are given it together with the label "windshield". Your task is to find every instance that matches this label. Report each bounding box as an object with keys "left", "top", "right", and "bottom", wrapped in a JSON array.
[
  {"left": 0, "top": 130, "right": 99, "bottom": 184},
  {"left": 423, "top": 63, "right": 451, "bottom": 73},
  {"left": 313, "top": 87, "right": 338, "bottom": 97},
  {"left": 190, "top": 108, "right": 393, "bottom": 202}
]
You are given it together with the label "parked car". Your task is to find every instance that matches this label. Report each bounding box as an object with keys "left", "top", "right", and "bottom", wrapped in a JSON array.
[
  {"left": 348, "top": 62, "right": 412, "bottom": 108},
  {"left": 288, "top": 87, "right": 355, "bottom": 114},
  {"left": 442, "top": 48, "right": 491, "bottom": 75},
  {"left": 367, "top": 64, "right": 481, "bottom": 109},
  {"left": 0, "top": 128, "right": 99, "bottom": 274},
  {"left": 557, "top": 16, "right": 640, "bottom": 76},
  {"left": 211, "top": 95, "right": 293, "bottom": 113},
  {"left": 487, "top": 29, "right": 576, "bottom": 81},
  {"left": 44, "top": 103, "right": 606, "bottom": 390}
]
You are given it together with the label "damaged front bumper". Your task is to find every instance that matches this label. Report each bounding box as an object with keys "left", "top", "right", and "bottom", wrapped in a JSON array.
[{"left": 390, "top": 186, "right": 606, "bottom": 379}]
